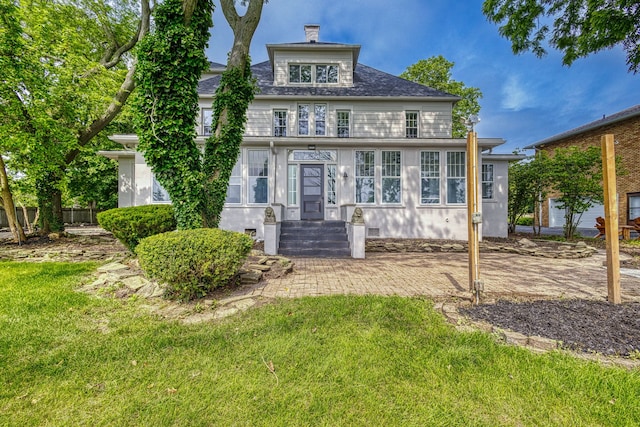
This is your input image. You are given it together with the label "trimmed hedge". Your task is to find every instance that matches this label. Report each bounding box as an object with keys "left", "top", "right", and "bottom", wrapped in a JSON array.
[
  {"left": 136, "top": 228, "right": 253, "bottom": 301},
  {"left": 516, "top": 217, "right": 534, "bottom": 226},
  {"left": 97, "top": 205, "right": 177, "bottom": 252}
]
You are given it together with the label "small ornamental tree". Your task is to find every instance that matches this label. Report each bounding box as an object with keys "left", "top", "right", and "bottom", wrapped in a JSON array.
[{"left": 507, "top": 152, "right": 552, "bottom": 235}]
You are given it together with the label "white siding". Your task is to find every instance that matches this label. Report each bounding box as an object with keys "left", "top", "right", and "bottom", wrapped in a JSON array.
[{"left": 272, "top": 50, "right": 354, "bottom": 86}]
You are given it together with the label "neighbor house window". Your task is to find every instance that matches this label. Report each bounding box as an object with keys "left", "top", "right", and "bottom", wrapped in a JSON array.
[
  {"left": 447, "top": 151, "right": 466, "bottom": 204},
  {"left": 152, "top": 175, "right": 171, "bottom": 203},
  {"left": 355, "top": 150, "right": 375, "bottom": 204},
  {"left": 327, "top": 164, "right": 337, "bottom": 205},
  {"left": 289, "top": 64, "right": 312, "bottom": 83},
  {"left": 382, "top": 151, "right": 401, "bottom": 204},
  {"left": 274, "top": 110, "right": 287, "bottom": 137},
  {"left": 248, "top": 150, "right": 269, "bottom": 204},
  {"left": 337, "top": 111, "right": 350, "bottom": 138},
  {"left": 406, "top": 111, "right": 418, "bottom": 138},
  {"left": 629, "top": 192, "right": 640, "bottom": 221},
  {"left": 225, "top": 155, "right": 242, "bottom": 204},
  {"left": 288, "top": 165, "right": 298, "bottom": 205},
  {"left": 421, "top": 151, "right": 440, "bottom": 204},
  {"left": 482, "top": 163, "right": 494, "bottom": 200},
  {"left": 202, "top": 108, "right": 213, "bottom": 135}
]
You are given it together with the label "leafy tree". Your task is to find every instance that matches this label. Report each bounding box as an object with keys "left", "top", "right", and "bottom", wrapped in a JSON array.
[
  {"left": 548, "top": 146, "right": 604, "bottom": 239},
  {"left": 0, "top": 0, "right": 150, "bottom": 234},
  {"left": 400, "top": 56, "right": 482, "bottom": 137},
  {"left": 507, "top": 152, "right": 552, "bottom": 235},
  {"left": 483, "top": 0, "right": 640, "bottom": 72},
  {"left": 134, "top": 0, "right": 265, "bottom": 229}
]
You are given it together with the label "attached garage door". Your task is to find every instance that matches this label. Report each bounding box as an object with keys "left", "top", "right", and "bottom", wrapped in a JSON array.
[{"left": 548, "top": 198, "right": 605, "bottom": 228}]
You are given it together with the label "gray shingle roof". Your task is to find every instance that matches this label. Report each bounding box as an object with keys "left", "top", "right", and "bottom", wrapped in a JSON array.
[
  {"left": 526, "top": 104, "right": 640, "bottom": 149},
  {"left": 198, "top": 60, "right": 459, "bottom": 99}
]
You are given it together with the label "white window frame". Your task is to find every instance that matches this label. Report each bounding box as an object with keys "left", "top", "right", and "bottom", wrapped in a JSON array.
[
  {"left": 420, "top": 151, "right": 441, "bottom": 205},
  {"left": 381, "top": 151, "right": 401, "bottom": 204},
  {"left": 482, "top": 163, "right": 494, "bottom": 200},
  {"left": 248, "top": 150, "right": 269, "bottom": 204},
  {"left": 297, "top": 104, "right": 309, "bottom": 136},
  {"left": 327, "top": 164, "right": 337, "bottom": 205},
  {"left": 151, "top": 175, "right": 171, "bottom": 204},
  {"left": 406, "top": 111, "right": 418, "bottom": 138},
  {"left": 288, "top": 63, "right": 339, "bottom": 84},
  {"left": 296, "top": 103, "right": 327, "bottom": 136},
  {"left": 337, "top": 110, "right": 350, "bottom": 138},
  {"left": 288, "top": 164, "right": 298, "bottom": 206},
  {"left": 273, "top": 110, "right": 287, "bottom": 137},
  {"left": 355, "top": 150, "right": 375, "bottom": 204},
  {"left": 202, "top": 108, "right": 213, "bottom": 136},
  {"left": 446, "top": 151, "right": 466, "bottom": 205},
  {"left": 225, "top": 154, "right": 242, "bottom": 204}
]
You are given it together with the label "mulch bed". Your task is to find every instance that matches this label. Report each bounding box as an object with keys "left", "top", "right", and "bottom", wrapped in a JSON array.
[{"left": 461, "top": 299, "right": 640, "bottom": 357}]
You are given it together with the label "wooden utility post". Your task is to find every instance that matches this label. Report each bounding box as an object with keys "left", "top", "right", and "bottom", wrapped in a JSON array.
[
  {"left": 601, "top": 134, "right": 621, "bottom": 304},
  {"left": 467, "top": 130, "right": 481, "bottom": 303}
]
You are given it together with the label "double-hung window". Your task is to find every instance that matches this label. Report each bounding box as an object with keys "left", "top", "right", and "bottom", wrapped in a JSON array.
[
  {"left": 382, "top": 151, "right": 401, "bottom": 204},
  {"left": 248, "top": 150, "right": 269, "bottom": 204},
  {"left": 202, "top": 108, "right": 213, "bottom": 135},
  {"left": 406, "top": 111, "right": 418, "bottom": 138},
  {"left": 274, "top": 110, "right": 287, "bottom": 137},
  {"left": 447, "top": 152, "right": 466, "bottom": 204},
  {"left": 297, "top": 104, "right": 326, "bottom": 136},
  {"left": 355, "top": 151, "right": 375, "bottom": 204},
  {"left": 421, "top": 151, "right": 440, "bottom": 204},
  {"left": 337, "top": 111, "right": 350, "bottom": 138},
  {"left": 482, "top": 164, "right": 494, "bottom": 200},
  {"left": 225, "top": 155, "right": 242, "bottom": 204}
]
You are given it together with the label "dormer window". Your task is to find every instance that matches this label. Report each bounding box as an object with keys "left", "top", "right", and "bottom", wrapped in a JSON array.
[{"left": 288, "top": 64, "right": 339, "bottom": 84}]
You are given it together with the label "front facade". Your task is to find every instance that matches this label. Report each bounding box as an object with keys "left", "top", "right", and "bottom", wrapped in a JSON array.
[
  {"left": 526, "top": 104, "right": 640, "bottom": 228},
  {"left": 106, "top": 26, "right": 513, "bottom": 241}
]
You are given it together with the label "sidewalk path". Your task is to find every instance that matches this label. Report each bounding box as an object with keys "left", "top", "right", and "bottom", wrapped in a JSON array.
[{"left": 261, "top": 251, "right": 640, "bottom": 303}]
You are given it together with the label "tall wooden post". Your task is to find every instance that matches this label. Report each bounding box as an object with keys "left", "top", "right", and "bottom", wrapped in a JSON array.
[
  {"left": 601, "top": 134, "right": 621, "bottom": 304},
  {"left": 467, "top": 131, "right": 481, "bottom": 302}
]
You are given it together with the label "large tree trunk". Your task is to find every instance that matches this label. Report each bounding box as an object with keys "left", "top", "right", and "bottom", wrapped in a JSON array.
[
  {"left": 0, "top": 156, "right": 27, "bottom": 242},
  {"left": 201, "top": 0, "right": 264, "bottom": 227}
]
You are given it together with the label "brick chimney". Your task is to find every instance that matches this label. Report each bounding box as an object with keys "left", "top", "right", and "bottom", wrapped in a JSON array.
[{"left": 304, "top": 25, "right": 320, "bottom": 43}]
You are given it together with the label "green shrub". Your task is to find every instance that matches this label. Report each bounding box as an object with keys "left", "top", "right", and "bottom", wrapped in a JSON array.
[
  {"left": 516, "top": 216, "right": 534, "bottom": 226},
  {"left": 136, "top": 228, "right": 253, "bottom": 301},
  {"left": 97, "top": 205, "right": 176, "bottom": 252}
]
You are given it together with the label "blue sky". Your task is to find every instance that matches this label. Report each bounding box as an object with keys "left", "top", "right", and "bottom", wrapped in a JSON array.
[{"left": 205, "top": 0, "right": 640, "bottom": 154}]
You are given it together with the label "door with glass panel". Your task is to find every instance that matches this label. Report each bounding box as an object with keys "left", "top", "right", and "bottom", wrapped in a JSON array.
[{"left": 300, "top": 164, "right": 324, "bottom": 220}]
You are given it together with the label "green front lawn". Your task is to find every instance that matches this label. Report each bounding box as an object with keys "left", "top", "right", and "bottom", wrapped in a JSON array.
[{"left": 1, "top": 261, "right": 639, "bottom": 426}]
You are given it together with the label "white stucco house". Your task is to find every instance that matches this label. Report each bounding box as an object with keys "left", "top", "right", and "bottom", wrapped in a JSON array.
[{"left": 104, "top": 25, "right": 516, "bottom": 255}]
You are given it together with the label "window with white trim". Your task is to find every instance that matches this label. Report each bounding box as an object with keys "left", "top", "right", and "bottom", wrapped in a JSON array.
[
  {"left": 447, "top": 152, "right": 466, "bottom": 204},
  {"left": 152, "top": 175, "right": 171, "bottom": 203},
  {"left": 482, "top": 164, "right": 494, "bottom": 200},
  {"left": 287, "top": 165, "right": 297, "bottom": 205},
  {"left": 382, "top": 151, "right": 401, "bottom": 204},
  {"left": 202, "top": 108, "right": 212, "bottom": 135},
  {"left": 337, "top": 111, "right": 350, "bottom": 138},
  {"left": 355, "top": 150, "right": 375, "bottom": 204},
  {"left": 288, "top": 64, "right": 338, "bottom": 84},
  {"left": 315, "top": 104, "right": 326, "bottom": 136},
  {"left": 248, "top": 150, "right": 269, "bottom": 204},
  {"left": 297, "top": 105, "right": 309, "bottom": 135},
  {"left": 406, "top": 111, "right": 418, "bottom": 138},
  {"left": 225, "top": 155, "right": 242, "bottom": 204},
  {"left": 296, "top": 103, "right": 326, "bottom": 136},
  {"left": 327, "top": 164, "right": 337, "bottom": 205},
  {"left": 421, "top": 151, "right": 440, "bottom": 204},
  {"left": 273, "top": 110, "right": 287, "bottom": 137}
]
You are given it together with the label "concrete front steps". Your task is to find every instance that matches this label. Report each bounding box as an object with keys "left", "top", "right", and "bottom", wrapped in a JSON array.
[{"left": 278, "top": 220, "right": 351, "bottom": 258}]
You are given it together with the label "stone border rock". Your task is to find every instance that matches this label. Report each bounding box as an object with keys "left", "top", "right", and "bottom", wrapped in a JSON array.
[
  {"left": 367, "top": 238, "right": 598, "bottom": 259},
  {"left": 433, "top": 301, "right": 640, "bottom": 370}
]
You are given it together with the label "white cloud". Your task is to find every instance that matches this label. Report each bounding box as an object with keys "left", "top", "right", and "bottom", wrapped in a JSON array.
[{"left": 501, "top": 75, "right": 532, "bottom": 111}]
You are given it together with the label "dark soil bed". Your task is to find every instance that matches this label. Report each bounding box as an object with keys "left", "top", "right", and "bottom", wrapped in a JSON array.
[{"left": 461, "top": 299, "right": 640, "bottom": 357}]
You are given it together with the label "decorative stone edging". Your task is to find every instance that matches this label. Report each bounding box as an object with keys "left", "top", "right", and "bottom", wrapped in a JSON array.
[
  {"left": 366, "top": 238, "right": 598, "bottom": 259},
  {"left": 433, "top": 302, "right": 640, "bottom": 369}
]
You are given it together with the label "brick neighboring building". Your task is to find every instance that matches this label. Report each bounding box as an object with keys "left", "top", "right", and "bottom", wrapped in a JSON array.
[{"left": 525, "top": 104, "right": 640, "bottom": 228}]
